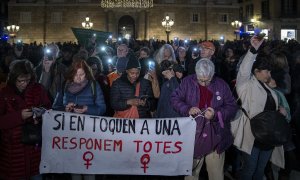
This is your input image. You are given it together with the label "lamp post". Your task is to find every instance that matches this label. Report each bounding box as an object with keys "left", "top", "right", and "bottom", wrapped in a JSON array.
[
  {"left": 161, "top": 15, "right": 174, "bottom": 43},
  {"left": 6, "top": 25, "right": 20, "bottom": 43},
  {"left": 231, "top": 20, "right": 242, "bottom": 40},
  {"left": 82, "top": 16, "right": 93, "bottom": 29}
]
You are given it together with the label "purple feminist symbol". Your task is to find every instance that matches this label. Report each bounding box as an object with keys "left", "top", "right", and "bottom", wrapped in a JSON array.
[
  {"left": 83, "top": 151, "right": 94, "bottom": 169},
  {"left": 140, "top": 154, "right": 151, "bottom": 173}
]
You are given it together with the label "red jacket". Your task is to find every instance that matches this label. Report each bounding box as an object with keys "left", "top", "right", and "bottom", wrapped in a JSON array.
[{"left": 0, "top": 83, "right": 51, "bottom": 180}]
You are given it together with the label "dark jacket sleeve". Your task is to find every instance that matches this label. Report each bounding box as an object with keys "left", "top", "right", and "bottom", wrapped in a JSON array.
[
  {"left": 170, "top": 78, "right": 193, "bottom": 117},
  {"left": 87, "top": 82, "right": 106, "bottom": 115},
  {"left": 110, "top": 80, "right": 131, "bottom": 111},
  {"left": 0, "top": 94, "right": 23, "bottom": 129},
  {"left": 141, "top": 79, "right": 156, "bottom": 112}
]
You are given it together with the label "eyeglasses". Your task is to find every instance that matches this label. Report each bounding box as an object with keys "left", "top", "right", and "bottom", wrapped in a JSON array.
[
  {"left": 16, "top": 78, "right": 31, "bottom": 84},
  {"left": 197, "top": 78, "right": 211, "bottom": 86}
]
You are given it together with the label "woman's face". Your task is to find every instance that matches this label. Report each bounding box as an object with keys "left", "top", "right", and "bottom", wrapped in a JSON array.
[
  {"left": 226, "top": 48, "right": 234, "bottom": 58},
  {"left": 197, "top": 76, "right": 212, "bottom": 86},
  {"left": 73, "top": 68, "right": 86, "bottom": 84},
  {"left": 163, "top": 48, "right": 171, "bottom": 59},
  {"left": 15, "top": 74, "right": 31, "bottom": 92},
  {"left": 255, "top": 69, "right": 271, "bottom": 83},
  {"left": 126, "top": 68, "right": 140, "bottom": 83},
  {"left": 139, "top": 50, "right": 149, "bottom": 59},
  {"left": 90, "top": 64, "right": 98, "bottom": 76}
]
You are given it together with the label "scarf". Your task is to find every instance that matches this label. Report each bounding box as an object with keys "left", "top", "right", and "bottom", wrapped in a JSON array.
[{"left": 67, "top": 79, "right": 89, "bottom": 94}]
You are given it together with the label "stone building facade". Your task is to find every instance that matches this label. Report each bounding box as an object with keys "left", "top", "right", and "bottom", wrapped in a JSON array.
[
  {"left": 239, "top": 0, "right": 300, "bottom": 41},
  {"left": 8, "top": 0, "right": 240, "bottom": 43}
]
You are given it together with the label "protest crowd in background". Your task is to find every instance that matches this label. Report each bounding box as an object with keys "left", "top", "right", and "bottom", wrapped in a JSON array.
[{"left": 1, "top": 35, "right": 300, "bottom": 180}]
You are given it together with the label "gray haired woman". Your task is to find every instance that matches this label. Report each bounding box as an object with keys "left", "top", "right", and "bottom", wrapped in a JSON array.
[
  {"left": 171, "top": 59, "right": 238, "bottom": 180},
  {"left": 155, "top": 44, "right": 177, "bottom": 64}
]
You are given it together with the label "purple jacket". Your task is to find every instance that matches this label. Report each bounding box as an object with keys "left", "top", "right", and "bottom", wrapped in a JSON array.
[{"left": 171, "top": 74, "right": 238, "bottom": 158}]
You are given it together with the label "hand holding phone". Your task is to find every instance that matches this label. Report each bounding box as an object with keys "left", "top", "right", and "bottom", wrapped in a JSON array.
[
  {"left": 32, "top": 107, "right": 47, "bottom": 118},
  {"left": 73, "top": 105, "right": 87, "bottom": 114},
  {"left": 74, "top": 105, "right": 84, "bottom": 109},
  {"left": 256, "top": 33, "right": 266, "bottom": 41}
]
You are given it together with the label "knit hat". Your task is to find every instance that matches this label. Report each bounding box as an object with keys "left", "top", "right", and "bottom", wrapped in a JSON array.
[
  {"left": 116, "top": 57, "right": 129, "bottom": 73},
  {"left": 126, "top": 55, "right": 141, "bottom": 70},
  {"left": 200, "top": 41, "right": 215, "bottom": 51}
]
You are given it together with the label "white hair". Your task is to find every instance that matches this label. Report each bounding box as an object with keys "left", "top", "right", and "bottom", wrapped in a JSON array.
[
  {"left": 155, "top": 44, "right": 176, "bottom": 64},
  {"left": 195, "top": 58, "right": 215, "bottom": 78}
]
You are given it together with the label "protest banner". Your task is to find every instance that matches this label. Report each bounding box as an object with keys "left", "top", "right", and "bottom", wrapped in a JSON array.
[{"left": 40, "top": 110, "right": 196, "bottom": 175}]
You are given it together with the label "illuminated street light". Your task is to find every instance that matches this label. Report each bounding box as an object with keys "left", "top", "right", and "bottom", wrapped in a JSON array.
[
  {"left": 82, "top": 16, "right": 93, "bottom": 29},
  {"left": 231, "top": 20, "right": 242, "bottom": 40},
  {"left": 161, "top": 15, "right": 174, "bottom": 42},
  {"left": 6, "top": 24, "right": 20, "bottom": 43}
]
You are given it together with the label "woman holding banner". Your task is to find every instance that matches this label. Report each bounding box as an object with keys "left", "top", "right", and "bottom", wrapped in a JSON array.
[
  {"left": 0, "top": 59, "right": 51, "bottom": 180},
  {"left": 52, "top": 59, "right": 106, "bottom": 180},
  {"left": 171, "top": 59, "right": 238, "bottom": 180}
]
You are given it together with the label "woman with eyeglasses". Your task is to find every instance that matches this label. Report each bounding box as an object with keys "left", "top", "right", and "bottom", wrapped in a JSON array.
[
  {"left": 0, "top": 59, "right": 51, "bottom": 180},
  {"left": 171, "top": 59, "right": 238, "bottom": 180}
]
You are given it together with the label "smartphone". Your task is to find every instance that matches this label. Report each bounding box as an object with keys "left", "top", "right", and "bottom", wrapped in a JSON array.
[
  {"left": 74, "top": 105, "right": 84, "bottom": 109},
  {"left": 44, "top": 48, "right": 55, "bottom": 61},
  {"left": 148, "top": 61, "right": 155, "bottom": 71},
  {"left": 256, "top": 33, "right": 266, "bottom": 40},
  {"left": 32, "top": 107, "right": 47, "bottom": 118}
]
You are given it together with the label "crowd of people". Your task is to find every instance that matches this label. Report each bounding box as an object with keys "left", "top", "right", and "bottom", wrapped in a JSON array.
[{"left": 0, "top": 35, "right": 300, "bottom": 180}]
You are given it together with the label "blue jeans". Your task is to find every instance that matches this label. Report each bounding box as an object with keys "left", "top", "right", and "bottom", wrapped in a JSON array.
[{"left": 240, "top": 146, "right": 273, "bottom": 180}]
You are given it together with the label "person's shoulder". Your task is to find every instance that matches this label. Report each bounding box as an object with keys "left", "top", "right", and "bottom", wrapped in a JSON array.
[
  {"left": 182, "top": 74, "right": 196, "bottom": 82},
  {"left": 29, "top": 82, "right": 47, "bottom": 91},
  {"left": 0, "top": 85, "right": 13, "bottom": 95}
]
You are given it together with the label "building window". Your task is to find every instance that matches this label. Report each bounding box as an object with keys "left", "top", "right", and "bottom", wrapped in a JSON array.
[
  {"left": 239, "top": 7, "right": 243, "bottom": 20},
  {"left": 51, "top": 12, "right": 62, "bottom": 23},
  {"left": 190, "top": 0, "right": 199, "bottom": 4},
  {"left": 218, "top": 14, "right": 228, "bottom": 24},
  {"left": 245, "top": 4, "right": 254, "bottom": 20},
  {"left": 281, "top": 0, "right": 297, "bottom": 17},
  {"left": 20, "top": 12, "right": 31, "bottom": 23},
  {"left": 164, "top": 0, "right": 175, "bottom": 3},
  {"left": 191, "top": 13, "right": 200, "bottom": 23},
  {"left": 261, "top": 0, "right": 270, "bottom": 19}
]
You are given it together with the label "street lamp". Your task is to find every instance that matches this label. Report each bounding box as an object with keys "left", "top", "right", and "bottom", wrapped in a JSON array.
[
  {"left": 82, "top": 16, "right": 93, "bottom": 29},
  {"left": 231, "top": 20, "right": 242, "bottom": 40},
  {"left": 6, "top": 24, "right": 20, "bottom": 43},
  {"left": 161, "top": 15, "right": 174, "bottom": 42}
]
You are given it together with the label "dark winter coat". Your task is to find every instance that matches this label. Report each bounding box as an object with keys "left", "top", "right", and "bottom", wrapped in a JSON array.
[
  {"left": 110, "top": 73, "right": 155, "bottom": 118},
  {"left": 52, "top": 80, "right": 106, "bottom": 116},
  {"left": 171, "top": 74, "right": 238, "bottom": 158},
  {"left": 0, "top": 83, "right": 51, "bottom": 180},
  {"left": 156, "top": 77, "right": 181, "bottom": 118}
]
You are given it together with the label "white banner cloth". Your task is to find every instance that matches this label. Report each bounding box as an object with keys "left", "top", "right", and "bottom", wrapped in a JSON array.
[{"left": 40, "top": 110, "right": 196, "bottom": 175}]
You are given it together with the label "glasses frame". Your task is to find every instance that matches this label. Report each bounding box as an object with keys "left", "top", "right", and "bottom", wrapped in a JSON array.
[{"left": 16, "top": 78, "right": 31, "bottom": 84}]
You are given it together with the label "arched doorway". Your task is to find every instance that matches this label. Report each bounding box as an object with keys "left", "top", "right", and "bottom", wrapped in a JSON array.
[{"left": 118, "top": 15, "right": 135, "bottom": 39}]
